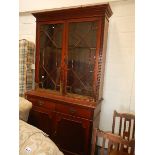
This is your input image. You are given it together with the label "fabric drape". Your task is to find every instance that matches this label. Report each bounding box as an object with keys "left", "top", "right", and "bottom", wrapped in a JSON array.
[{"left": 19, "top": 39, "right": 35, "bottom": 96}]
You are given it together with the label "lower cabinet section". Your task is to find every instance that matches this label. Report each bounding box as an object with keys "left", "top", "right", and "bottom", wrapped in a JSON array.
[{"left": 26, "top": 91, "right": 101, "bottom": 155}]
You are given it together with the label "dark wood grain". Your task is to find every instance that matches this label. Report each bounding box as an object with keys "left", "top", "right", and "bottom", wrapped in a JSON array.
[{"left": 33, "top": 4, "right": 112, "bottom": 22}]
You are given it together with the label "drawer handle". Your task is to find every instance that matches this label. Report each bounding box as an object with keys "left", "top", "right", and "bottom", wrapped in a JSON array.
[
  {"left": 69, "top": 108, "right": 76, "bottom": 115},
  {"left": 38, "top": 100, "right": 44, "bottom": 106}
]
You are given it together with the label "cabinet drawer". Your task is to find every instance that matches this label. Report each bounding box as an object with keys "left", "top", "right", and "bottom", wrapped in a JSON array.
[
  {"left": 27, "top": 97, "right": 55, "bottom": 110},
  {"left": 56, "top": 103, "right": 92, "bottom": 119}
]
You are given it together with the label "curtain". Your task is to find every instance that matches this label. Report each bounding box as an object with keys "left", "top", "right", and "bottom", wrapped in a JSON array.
[{"left": 19, "top": 39, "right": 35, "bottom": 96}]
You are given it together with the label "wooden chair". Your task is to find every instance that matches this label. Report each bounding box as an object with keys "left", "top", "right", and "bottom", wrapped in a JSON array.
[
  {"left": 112, "top": 110, "right": 135, "bottom": 141},
  {"left": 91, "top": 128, "right": 135, "bottom": 155}
]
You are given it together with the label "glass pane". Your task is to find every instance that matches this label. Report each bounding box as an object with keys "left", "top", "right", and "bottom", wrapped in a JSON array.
[
  {"left": 39, "top": 24, "right": 63, "bottom": 92},
  {"left": 67, "top": 21, "right": 97, "bottom": 98}
]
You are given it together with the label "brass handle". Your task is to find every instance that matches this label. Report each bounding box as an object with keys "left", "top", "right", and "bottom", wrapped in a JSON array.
[
  {"left": 38, "top": 100, "right": 44, "bottom": 106},
  {"left": 64, "top": 57, "right": 68, "bottom": 65},
  {"left": 53, "top": 130, "right": 57, "bottom": 136},
  {"left": 69, "top": 108, "right": 76, "bottom": 115}
]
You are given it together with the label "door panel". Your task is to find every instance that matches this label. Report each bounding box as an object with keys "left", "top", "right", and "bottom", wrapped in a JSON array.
[
  {"left": 28, "top": 108, "right": 52, "bottom": 137},
  {"left": 39, "top": 23, "right": 64, "bottom": 92},
  {"left": 54, "top": 113, "right": 90, "bottom": 155},
  {"left": 66, "top": 21, "right": 98, "bottom": 98}
]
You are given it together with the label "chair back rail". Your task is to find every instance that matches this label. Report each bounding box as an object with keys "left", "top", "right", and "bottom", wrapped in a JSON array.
[
  {"left": 112, "top": 110, "right": 135, "bottom": 140},
  {"left": 91, "top": 128, "right": 135, "bottom": 155}
]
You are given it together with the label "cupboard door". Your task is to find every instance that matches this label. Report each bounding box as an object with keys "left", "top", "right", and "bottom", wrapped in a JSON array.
[
  {"left": 54, "top": 113, "right": 91, "bottom": 155},
  {"left": 28, "top": 107, "right": 52, "bottom": 137},
  {"left": 38, "top": 23, "right": 64, "bottom": 93},
  {"left": 66, "top": 20, "right": 98, "bottom": 99}
]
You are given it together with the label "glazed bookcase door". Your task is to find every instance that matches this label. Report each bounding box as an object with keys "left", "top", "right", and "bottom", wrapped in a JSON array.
[
  {"left": 38, "top": 23, "right": 64, "bottom": 93},
  {"left": 66, "top": 20, "right": 98, "bottom": 99}
]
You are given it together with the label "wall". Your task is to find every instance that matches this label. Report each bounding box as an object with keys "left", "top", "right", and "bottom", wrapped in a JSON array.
[
  {"left": 19, "top": 14, "right": 36, "bottom": 42},
  {"left": 19, "top": 0, "right": 135, "bottom": 132},
  {"left": 99, "top": 0, "right": 135, "bottom": 131},
  {"left": 19, "top": 0, "right": 119, "bottom": 13}
]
